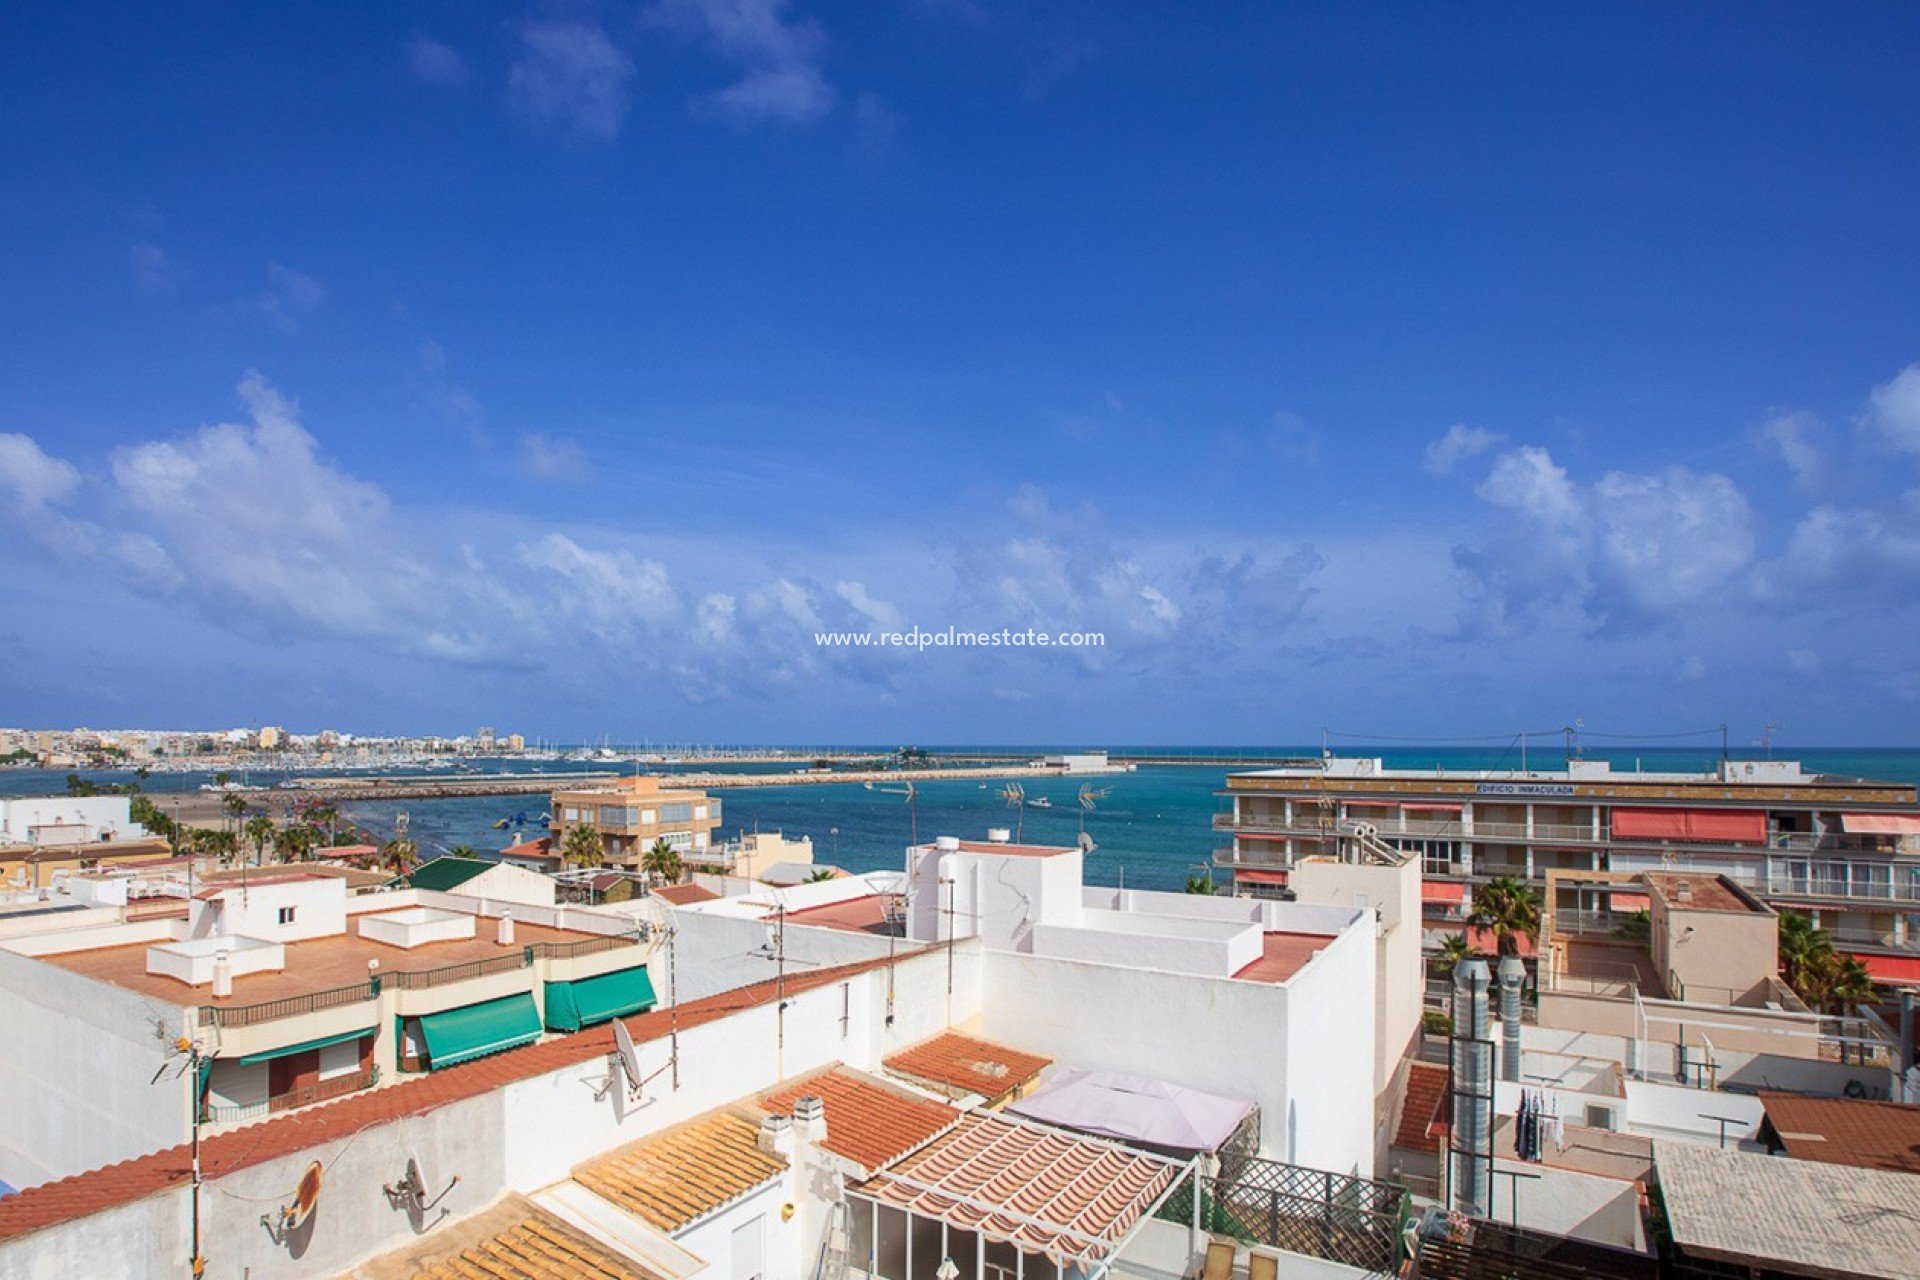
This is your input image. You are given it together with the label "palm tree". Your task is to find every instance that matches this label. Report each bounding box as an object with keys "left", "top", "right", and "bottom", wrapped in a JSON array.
[
  {"left": 448, "top": 844, "right": 477, "bottom": 859},
  {"left": 1432, "top": 932, "right": 1474, "bottom": 973},
  {"left": 274, "top": 824, "right": 318, "bottom": 862},
  {"left": 222, "top": 792, "right": 247, "bottom": 830},
  {"left": 379, "top": 837, "right": 419, "bottom": 876},
  {"left": 243, "top": 814, "right": 275, "bottom": 865},
  {"left": 562, "top": 824, "right": 606, "bottom": 870},
  {"left": 641, "top": 837, "right": 682, "bottom": 884},
  {"left": 1777, "top": 910, "right": 1834, "bottom": 994},
  {"left": 1823, "top": 955, "right": 1875, "bottom": 1015},
  {"left": 1184, "top": 872, "right": 1217, "bottom": 895},
  {"left": 1467, "top": 877, "right": 1541, "bottom": 958},
  {"left": 1613, "top": 910, "right": 1652, "bottom": 944},
  {"left": 804, "top": 868, "right": 837, "bottom": 883}
]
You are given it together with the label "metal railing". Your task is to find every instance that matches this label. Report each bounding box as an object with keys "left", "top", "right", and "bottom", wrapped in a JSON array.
[
  {"left": 1761, "top": 873, "right": 1920, "bottom": 906},
  {"left": 1552, "top": 909, "right": 1640, "bottom": 938},
  {"left": 532, "top": 934, "right": 638, "bottom": 960},
  {"left": 1217, "top": 813, "right": 1917, "bottom": 856},
  {"left": 383, "top": 949, "right": 534, "bottom": 989},
  {"left": 200, "top": 1066, "right": 379, "bottom": 1124},
  {"left": 1824, "top": 927, "right": 1920, "bottom": 954},
  {"left": 199, "top": 980, "right": 378, "bottom": 1028},
  {"left": 1157, "top": 1155, "right": 1406, "bottom": 1276}
]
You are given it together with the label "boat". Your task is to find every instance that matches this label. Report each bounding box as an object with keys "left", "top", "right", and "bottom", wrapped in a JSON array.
[{"left": 1027, "top": 797, "right": 1052, "bottom": 808}]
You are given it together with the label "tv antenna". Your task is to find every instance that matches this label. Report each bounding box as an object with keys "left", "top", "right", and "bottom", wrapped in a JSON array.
[
  {"left": 867, "top": 779, "right": 919, "bottom": 847},
  {"left": 150, "top": 1026, "right": 210, "bottom": 1276},
  {"left": 1001, "top": 782, "right": 1026, "bottom": 842},
  {"left": 1076, "top": 784, "right": 1111, "bottom": 837},
  {"left": 1760, "top": 722, "right": 1784, "bottom": 759}
]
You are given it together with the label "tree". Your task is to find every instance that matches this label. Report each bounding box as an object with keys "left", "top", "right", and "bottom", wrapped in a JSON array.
[
  {"left": 222, "top": 792, "right": 248, "bottom": 829},
  {"left": 1432, "top": 932, "right": 1474, "bottom": 973},
  {"left": 1468, "top": 876, "right": 1541, "bottom": 957},
  {"left": 273, "top": 824, "right": 318, "bottom": 862},
  {"left": 804, "top": 868, "right": 837, "bottom": 883},
  {"left": 243, "top": 814, "right": 276, "bottom": 866},
  {"left": 1613, "top": 910, "right": 1652, "bottom": 944},
  {"left": 379, "top": 837, "right": 419, "bottom": 876},
  {"left": 641, "top": 837, "right": 682, "bottom": 884},
  {"left": 1777, "top": 910, "right": 1834, "bottom": 994},
  {"left": 448, "top": 844, "right": 477, "bottom": 859},
  {"left": 562, "top": 824, "right": 606, "bottom": 870},
  {"left": 66, "top": 772, "right": 100, "bottom": 797},
  {"left": 195, "top": 828, "right": 239, "bottom": 866},
  {"left": 212, "top": 771, "right": 232, "bottom": 789},
  {"left": 130, "top": 794, "right": 174, "bottom": 840},
  {"left": 1184, "top": 872, "right": 1217, "bottom": 895},
  {"left": 1822, "top": 955, "right": 1875, "bottom": 1015}
]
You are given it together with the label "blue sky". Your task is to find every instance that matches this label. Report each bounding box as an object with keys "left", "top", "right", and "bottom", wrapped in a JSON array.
[{"left": 2, "top": 3, "right": 1919, "bottom": 745}]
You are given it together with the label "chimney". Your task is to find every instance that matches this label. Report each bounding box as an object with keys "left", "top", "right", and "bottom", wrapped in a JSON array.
[
  {"left": 497, "top": 910, "right": 515, "bottom": 946},
  {"left": 935, "top": 836, "right": 961, "bottom": 852},
  {"left": 756, "top": 1113, "right": 795, "bottom": 1159},
  {"left": 792, "top": 1094, "right": 828, "bottom": 1145},
  {"left": 212, "top": 950, "right": 233, "bottom": 999},
  {"left": 986, "top": 828, "right": 1011, "bottom": 844},
  {"left": 1676, "top": 880, "right": 1693, "bottom": 904}
]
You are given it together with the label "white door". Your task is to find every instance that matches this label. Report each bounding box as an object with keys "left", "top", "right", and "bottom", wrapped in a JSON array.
[{"left": 732, "top": 1216, "right": 764, "bottom": 1280}]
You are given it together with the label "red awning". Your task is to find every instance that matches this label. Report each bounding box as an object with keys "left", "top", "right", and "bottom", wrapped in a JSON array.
[
  {"left": 1234, "top": 869, "right": 1289, "bottom": 885},
  {"left": 1611, "top": 807, "right": 1766, "bottom": 843},
  {"left": 1236, "top": 832, "right": 1289, "bottom": 842},
  {"left": 1402, "top": 802, "right": 1464, "bottom": 813},
  {"left": 1422, "top": 881, "right": 1466, "bottom": 904},
  {"left": 1610, "top": 892, "right": 1651, "bottom": 912},
  {"left": 1849, "top": 953, "right": 1920, "bottom": 984},
  {"left": 1466, "top": 927, "right": 1536, "bottom": 959},
  {"left": 1840, "top": 813, "right": 1920, "bottom": 836}
]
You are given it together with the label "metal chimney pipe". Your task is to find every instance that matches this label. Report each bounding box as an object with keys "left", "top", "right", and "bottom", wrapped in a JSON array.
[
  {"left": 1498, "top": 954, "right": 1525, "bottom": 1083},
  {"left": 1450, "top": 957, "right": 1492, "bottom": 1219}
]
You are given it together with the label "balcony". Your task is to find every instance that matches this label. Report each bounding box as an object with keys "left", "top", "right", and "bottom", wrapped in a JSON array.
[
  {"left": 1760, "top": 874, "right": 1920, "bottom": 908},
  {"left": 1216, "top": 812, "right": 1919, "bottom": 858},
  {"left": 200, "top": 1066, "right": 379, "bottom": 1125},
  {"left": 199, "top": 979, "right": 379, "bottom": 1029},
  {"left": 1825, "top": 927, "right": 1920, "bottom": 955}
]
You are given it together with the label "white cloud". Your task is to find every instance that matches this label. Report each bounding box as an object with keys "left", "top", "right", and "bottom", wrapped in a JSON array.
[
  {"left": 130, "top": 244, "right": 186, "bottom": 293},
  {"left": 648, "top": 0, "right": 834, "bottom": 126},
  {"left": 1760, "top": 410, "right": 1828, "bottom": 492},
  {"left": 1423, "top": 424, "right": 1502, "bottom": 475},
  {"left": 0, "top": 433, "right": 82, "bottom": 510},
  {"left": 835, "top": 579, "right": 905, "bottom": 631},
  {"left": 257, "top": 263, "right": 327, "bottom": 331},
  {"left": 408, "top": 37, "right": 471, "bottom": 87},
  {"left": 518, "top": 533, "right": 678, "bottom": 637},
  {"left": 510, "top": 21, "right": 635, "bottom": 141},
  {"left": 1589, "top": 469, "right": 1754, "bottom": 617},
  {"left": 419, "top": 340, "right": 484, "bottom": 440},
  {"left": 1476, "top": 446, "right": 1582, "bottom": 528},
  {"left": 517, "top": 432, "right": 590, "bottom": 482},
  {"left": 1866, "top": 364, "right": 1920, "bottom": 454}
]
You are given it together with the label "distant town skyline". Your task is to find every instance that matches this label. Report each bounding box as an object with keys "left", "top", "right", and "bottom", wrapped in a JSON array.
[{"left": 3, "top": 7, "right": 1919, "bottom": 742}]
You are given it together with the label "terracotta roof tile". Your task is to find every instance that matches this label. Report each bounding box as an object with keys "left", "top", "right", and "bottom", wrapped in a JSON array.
[
  {"left": 760, "top": 1068, "right": 958, "bottom": 1174},
  {"left": 1760, "top": 1091, "right": 1920, "bottom": 1174},
  {"left": 0, "top": 954, "right": 900, "bottom": 1244},
  {"left": 1394, "top": 1062, "right": 1449, "bottom": 1156},
  {"left": 575, "top": 1110, "right": 785, "bottom": 1233},
  {"left": 859, "top": 1113, "right": 1178, "bottom": 1262},
  {"left": 412, "top": 1213, "right": 658, "bottom": 1280},
  {"left": 1231, "top": 931, "right": 1337, "bottom": 984},
  {"left": 884, "top": 1032, "right": 1051, "bottom": 1103}
]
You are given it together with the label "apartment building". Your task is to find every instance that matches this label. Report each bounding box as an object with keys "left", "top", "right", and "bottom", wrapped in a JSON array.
[
  {"left": 1217, "top": 755, "right": 1920, "bottom": 982},
  {"left": 550, "top": 774, "right": 722, "bottom": 864},
  {"left": 0, "top": 872, "right": 660, "bottom": 1188}
]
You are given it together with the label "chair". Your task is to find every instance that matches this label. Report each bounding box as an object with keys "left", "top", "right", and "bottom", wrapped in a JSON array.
[
  {"left": 1194, "top": 1239, "right": 1235, "bottom": 1280},
  {"left": 1247, "top": 1251, "right": 1279, "bottom": 1280}
]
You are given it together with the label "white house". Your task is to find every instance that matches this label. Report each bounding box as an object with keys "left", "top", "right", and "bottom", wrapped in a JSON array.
[{"left": 0, "top": 795, "right": 133, "bottom": 846}]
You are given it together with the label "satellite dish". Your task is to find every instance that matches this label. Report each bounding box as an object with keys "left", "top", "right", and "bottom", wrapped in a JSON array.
[
  {"left": 1077, "top": 831, "right": 1096, "bottom": 855},
  {"left": 285, "top": 1161, "right": 323, "bottom": 1228},
  {"left": 404, "top": 1153, "right": 429, "bottom": 1204},
  {"left": 612, "top": 1019, "right": 643, "bottom": 1096}
]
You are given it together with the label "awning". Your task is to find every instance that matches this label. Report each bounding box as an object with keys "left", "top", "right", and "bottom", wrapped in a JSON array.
[
  {"left": 1849, "top": 953, "right": 1920, "bottom": 984},
  {"left": 1422, "top": 881, "right": 1466, "bottom": 904},
  {"left": 1403, "top": 802, "right": 1465, "bottom": 813},
  {"left": 419, "top": 993, "right": 542, "bottom": 1069},
  {"left": 1005, "top": 1067, "right": 1254, "bottom": 1153},
  {"left": 1612, "top": 808, "right": 1766, "bottom": 843},
  {"left": 1841, "top": 813, "right": 1920, "bottom": 836},
  {"left": 1233, "top": 868, "right": 1289, "bottom": 884},
  {"left": 237, "top": 1026, "right": 374, "bottom": 1067},
  {"left": 544, "top": 965, "right": 657, "bottom": 1032},
  {"left": 1611, "top": 892, "right": 1651, "bottom": 913}
]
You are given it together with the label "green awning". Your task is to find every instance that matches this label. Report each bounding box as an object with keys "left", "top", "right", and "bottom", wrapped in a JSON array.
[
  {"left": 544, "top": 965, "right": 657, "bottom": 1032},
  {"left": 419, "top": 994, "right": 542, "bottom": 1069},
  {"left": 237, "top": 1027, "right": 375, "bottom": 1067}
]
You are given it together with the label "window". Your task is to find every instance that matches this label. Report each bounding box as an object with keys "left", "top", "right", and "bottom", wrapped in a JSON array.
[
  {"left": 1584, "top": 1104, "right": 1615, "bottom": 1131},
  {"left": 277, "top": 906, "right": 296, "bottom": 925},
  {"left": 658, "top": 802, "right": 694, "bottom": 824},
  {"left": 661, "top": 830, "right": 693, "bottom": 852},
  {"left": 731, "top": 1217, "right": 764, "bottom": 1280}
]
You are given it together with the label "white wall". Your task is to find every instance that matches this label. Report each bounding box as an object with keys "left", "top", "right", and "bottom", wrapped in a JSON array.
[
  {"left": 0, "top": 944, "right": 982, "bottom": 1280},
  {"left": 193, "top": 878, "right": 348, "bottom": 943},
  {"left": 1031, "top": 909, "right": 1262, "bottom": 978},
  {"left": 0, "top": 947, "right": 191, "bottom": 1187},
  {"left": 978, "top": 932, "right": 1377, "bottom": 1177},
  {"left": 0, "top": 795, "right": 133, "bottom": 844},
  {"left": 1494, "top": 1160, "right": 1644, "bottom": 1250}
]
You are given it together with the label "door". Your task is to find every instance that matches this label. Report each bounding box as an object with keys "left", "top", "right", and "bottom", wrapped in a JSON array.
[{"left": 731, "top": 1216, "right": 763, "bottom": 1280}]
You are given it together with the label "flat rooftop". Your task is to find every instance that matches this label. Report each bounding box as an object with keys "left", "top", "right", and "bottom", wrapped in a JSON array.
[
  {"left": 913, "top": 839, "right": 1078, "bottom": 859},
  {"left": 1644, "top": 872, "right": 1764, "bottom": 915},
  {"left": 783, "top": 894, "right": 896, "bottom": 936},
  {"left": 39, "top": 909, "right": 621, "bottom": 1007},
  {"left": 1232, "top": 931, "right": 1336, "bottom": 984}
]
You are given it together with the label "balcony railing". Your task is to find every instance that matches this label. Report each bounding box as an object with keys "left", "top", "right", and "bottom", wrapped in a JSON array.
[
  {"left": 1761, "top": 874, "right": 1920, "bottom": 906},
  {"left": 383, "top": 949, "right": 533, "bottom": 989},
  {"left": 1216, "top": 813, "right": 1916, "bottom": 856},
  {"left": 199, "top": 980, "right": 378, "bottom": 1029},
  {"left": 201, "top": 1066, "right": 379, "bottom": 1124},
  {"left": 1825, "top": 927, "right": 1920, "bottom": 954}
]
